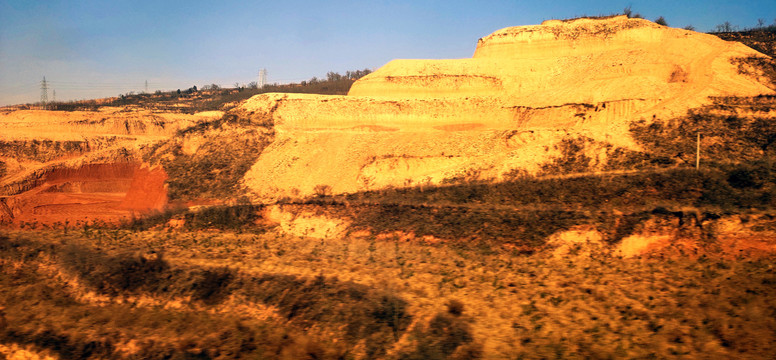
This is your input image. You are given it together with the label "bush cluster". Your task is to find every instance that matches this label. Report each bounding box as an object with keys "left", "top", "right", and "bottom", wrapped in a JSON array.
[
  {"left": 398, "top": 302, "right": 482, "bottom": 360},
  {"left": 145, "top": 113, "right": 275, "bottom": 201},
  {"left": 29, "top": 69, "right": 372, "bottom": 113},
  {"left": 0, "top": 140, "right": 94, "bottom": 163},
  {"left": 0, "top": 235, "right": 413, "bottom": 359}
]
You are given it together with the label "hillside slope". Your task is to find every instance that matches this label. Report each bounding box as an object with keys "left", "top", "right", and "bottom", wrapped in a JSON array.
[
  {"left": 0, "top": 107, "right": 222, "bottom": 225},
  {"left": 241, "top": 16, "right": 774, "bottom": 201}
]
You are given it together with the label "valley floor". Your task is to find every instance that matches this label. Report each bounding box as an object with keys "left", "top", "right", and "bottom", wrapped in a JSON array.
[{"left": 1, "top": 228, "right": 775, "bottom": 359}]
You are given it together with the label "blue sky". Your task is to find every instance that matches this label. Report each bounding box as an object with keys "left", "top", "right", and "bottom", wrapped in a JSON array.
[{"left": 1, "top": 0, "right": 774, "bottom": 106}]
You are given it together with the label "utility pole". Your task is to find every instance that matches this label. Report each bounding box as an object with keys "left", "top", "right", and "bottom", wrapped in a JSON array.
[
  {"left": 258, "top": 68, "right": 267, "bottom": 88},
  {"left": 40, "top": 76, "right": 49, "bottom": 110},
  {"left": 696, "top": 133, "right": 701, "bottom": 170}
]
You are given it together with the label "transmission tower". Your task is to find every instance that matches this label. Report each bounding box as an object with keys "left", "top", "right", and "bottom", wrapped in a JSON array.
[
  {"left": 52, "top": 89, "right": 56, "bottom": 102},
  {"left": 40, "top": 76, "right": 49, "bottom": 109},
  {"left": 145, "top": 80, "right": 148, "bottom": 93},
  {"left": 258, "top": 68, "right": 267, "bottom": 88}
]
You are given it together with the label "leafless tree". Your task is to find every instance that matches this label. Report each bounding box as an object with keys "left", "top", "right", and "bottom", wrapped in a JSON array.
[{"left": 714, "top": 21, "right": 736, "bottom": 32}]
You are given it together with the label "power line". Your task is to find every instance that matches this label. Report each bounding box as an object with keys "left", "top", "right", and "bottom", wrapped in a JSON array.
[{"left": 0, "top": 83, "right": 40, "bottom": 92}]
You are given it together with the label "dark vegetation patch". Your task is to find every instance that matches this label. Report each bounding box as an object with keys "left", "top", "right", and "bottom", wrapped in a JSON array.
[
  {"left": 345, "top": 204, "right": 586, "bottom": 248},
  {"left": 176, "top": 205, "right": 264, "bottom": 231},
  {"left": 114, "top": 166, "right": 775, "bottom": 248},
  {"left": 347, "top": 166, "right": 776, "bottom": 212},
  {"left": 539, "top": 137, "right": 595, "bottom": 174},
  {"left": 160, "top": 132, "right": 270, "bottom": 200},
  {"left": 733, "top": 56, "right": 776, "bottom": 89},
  {"left": 59, "top": 244, "right": 170, "bottom": 296},
  {"left": 714, "top": 28, "right": 776, "bottom": 57},
  {"left": 126, "top": 205, "right": 267, "bottom": 232},
  {"left": 23, "top": 69, "right": 372, "bottom": 113},
  {"left": 627, "top": 107, "right": 776, "bottom": 168},
  {"left": 143, "top": 113, "right": 275, "bottom": 201},
  {"left": 535, "top": 135, "right": 662, "bottom": 175},
  {"left": 0, "top": 140, "right": 106, "bottom": 163},
  {"left": 176, "top": 111, "right": 274, "bottom": 137},
  {"left": 0, "top": 233, "right": 411, "bottom": 359},
  {"left": 398, "top": 303, "right": 481, "bottom": 360},
  {"left": 707, "top": 94, "right": 776, "bottom": 112}
]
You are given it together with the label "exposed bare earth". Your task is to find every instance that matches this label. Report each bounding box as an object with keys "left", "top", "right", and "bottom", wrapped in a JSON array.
[
  {"left": 241, "top": 16, "right": 773, "bottom": 201},
  {"left": 0, "top": 107, "right": 221, "bottom": 225},
  {"left": 1, "top": 17, "right": 776, "bottom": 360},
  {"left": 1, "top": 17, "right": 774, "bottom": 257}
]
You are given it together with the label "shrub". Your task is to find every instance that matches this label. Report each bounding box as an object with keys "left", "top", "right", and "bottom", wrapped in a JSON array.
[
  {"left": 243, "top": 273, "right": 412, "bottom": 340},
  {"left": 446, "top": 299, "right": 465, "bottom": 316},
  {"left": 60, "top": 245, "right": 170, "bottom": 295},
  {"left": 191, "top": 267, "right": 235, "bottom": 304},
  {"left": 182, "top": 205, "right": 264, "bottom": 231},
  {"left": 398, "top": 310, "right": 481, "bottom": 360},
  {"left": 0, "top": 140, "right": 96, "bottom": 162},
  {"left": 630, "top": 107, "right": 776, "bottom": 165},
  {"left": 314, "top": 184, "right": 332, "bottom": 198},
  {"left": 727, "top": 165, "right": 766, "bottom": 189},
  {"left": 540, "top": 137, "right": 594, "bottom": 175},
  {"left": 150, "top": 116, "right": 274, "bottom": 200}
]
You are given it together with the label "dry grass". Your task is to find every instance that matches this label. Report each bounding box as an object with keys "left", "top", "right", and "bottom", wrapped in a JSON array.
[{"left": 2, "top": 228, "right": 775, "bottom": 359}]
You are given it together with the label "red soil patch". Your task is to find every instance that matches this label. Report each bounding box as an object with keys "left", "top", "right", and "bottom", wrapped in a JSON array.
[
  {"left": 1, "top": 162, "right": 168, "bottom": 227},
  {"left": 640, "top": 235, "right": 776, "bottom": 260},
  {"left": 120, "top": 166, "right": 168, "bottom": 211}
]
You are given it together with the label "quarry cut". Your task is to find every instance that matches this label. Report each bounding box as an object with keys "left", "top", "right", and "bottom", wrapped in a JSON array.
[
  {"left": 0, "top": 107, "right": 221, "bottom": 224},
  {"left": 241, "top": 16, "right": 774, "bottom": 201}
]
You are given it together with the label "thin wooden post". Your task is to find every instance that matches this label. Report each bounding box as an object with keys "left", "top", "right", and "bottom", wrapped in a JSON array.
[{"left": 696, "top": 133, "right": 700, "bottom": 170}]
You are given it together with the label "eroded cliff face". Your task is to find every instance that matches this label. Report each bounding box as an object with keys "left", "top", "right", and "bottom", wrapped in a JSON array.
[
  {"left": 0, "top": 163, "right": 168, "bottom": 225},
  {"left": 0, "top": 107, "right": 221, "bottom": 225},
  {"left": 241, "top": 16, "right": 775, "bottom": 201},
  {"left": 351, "top": 16, "right": 770, "bottom": 109}
]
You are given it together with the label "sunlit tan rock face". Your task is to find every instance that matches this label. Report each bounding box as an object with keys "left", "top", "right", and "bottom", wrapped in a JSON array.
[
  {"left": 351, "top": 16, "right": 770, "bottom": 105},
  {"left": 242, "top": 16, "right": 774, "bottom": 201}
]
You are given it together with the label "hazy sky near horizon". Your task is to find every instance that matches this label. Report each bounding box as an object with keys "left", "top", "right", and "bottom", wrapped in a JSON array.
[{"left": 1, "top": 0, "right": 774, "bottom": 106}]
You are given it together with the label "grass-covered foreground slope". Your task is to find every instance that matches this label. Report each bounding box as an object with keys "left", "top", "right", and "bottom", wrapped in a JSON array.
[
  {"left": 114, "top": 93, "right": 776, "bottom": 258},
  {"left": 1, "top": 229, "right": 775, "bottom": 359}
]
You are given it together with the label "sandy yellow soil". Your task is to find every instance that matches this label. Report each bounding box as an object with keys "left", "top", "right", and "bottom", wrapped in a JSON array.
[{"left": 241, "top": 16, "right": 774, "bottom": 201}]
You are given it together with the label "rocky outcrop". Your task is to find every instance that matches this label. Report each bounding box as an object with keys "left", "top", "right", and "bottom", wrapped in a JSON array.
[
  {"left": 0, "top": 107, "right": 219, "bottom": 225},
  {"left": 241, "top": 16, "right": 774, "bottom": 201},
  {"left": 351, "top": 16, "right": 769, "bottom": 109}
]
